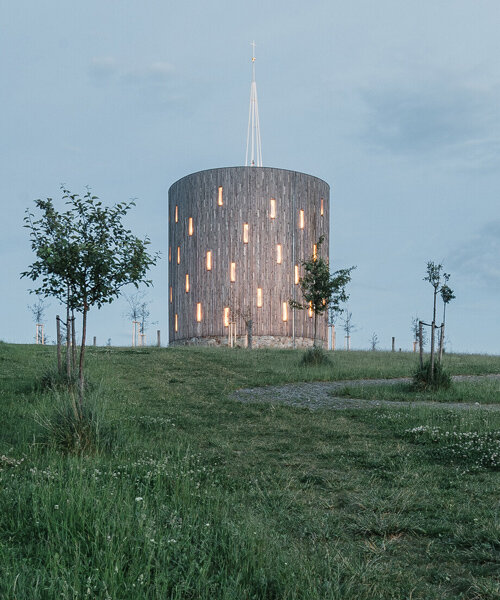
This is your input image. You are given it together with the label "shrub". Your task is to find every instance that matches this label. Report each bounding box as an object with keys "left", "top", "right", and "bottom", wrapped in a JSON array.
[
  {"left": 35, "top": 389, "right": 115, "bottom": 455},
  {"left": 301, "top": 346, "right": 330, "bottom": 366},
  {"left": 412, "top": 360, "right": 451, "bottom": 391}
]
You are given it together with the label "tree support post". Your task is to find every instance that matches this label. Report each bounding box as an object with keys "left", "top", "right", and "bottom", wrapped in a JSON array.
[
  {"left": 392, "top": 337, "right": 395, "bottom": 352},
  {"left": 157, "top": 330, "right": 161, "bottom": 347}
]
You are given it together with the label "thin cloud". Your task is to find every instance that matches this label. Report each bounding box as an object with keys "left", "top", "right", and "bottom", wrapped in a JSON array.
[
  {"left": 360, "top": 77, "right": 500, "bottom": 170},
  {"left": 449, "top": 220, "right": 500, "bottom": 290},
  {"left": 89, "top": 56, "right": 118, "bottom": 83}
]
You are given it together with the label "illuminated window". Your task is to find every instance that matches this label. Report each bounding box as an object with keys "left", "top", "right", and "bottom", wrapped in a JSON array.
[
  {"left": 175, "top": 205, "right": 178, "bottom": 223},
  {"left": 169, "top": 286, "right": 172, "bottom": 303},
  {"left": 257, "top": 287, "right": 263, "bottom": 308},
  {"left": 308, "top": 301, "right": 313, "bottom": 318},
  {"left": 276, "top": 244, "right": 282, "bottom": 264},
  {"left": 230, "top": 262, "right": 236, "bottom": 282},
  {"left": 206, "top": 250, "right": 212, "bottom": 271},
  {"left": 320, "top": 198, "right": 324, "bottom": 216},
  {"left": 295, "top": 265, "right": 299, "bottom": 285},
  {"left": 270, "top": 198, "right": 276, "bottom": 219},
  {"left": 223, "top": 307, "right": 230, "bottom": 327},
  {"left": 169, "top": 246, "right": 171, "bottom": 263},
  {"left": 282, "top": 301, "right": 288, "bottom": 322},
  {"left": 174, "top": 313, "right": 178, "bottom": 332},
  {"left": 299, "top": 209, "right": 305, "bottom": 229},
  {"left": 196, "top": 302, "right": 202, "bottom": 322},
  {"left": 313, "top": 244, "right": 317, "bottom": 260},
  {"left": 218, "top": 186, "right": 223, "bottom": 206},
  {"left": 188, "top": 217, "right": 193, "bottom": 236},
  {"left": 243, "top": 223, "right": 249, "bottom": 244},
  {"left": 185, "top": 273, "right": 190, "bottom": 293},
  {"left": 177, "top": 246, "right": 180, "bottom": 264}
]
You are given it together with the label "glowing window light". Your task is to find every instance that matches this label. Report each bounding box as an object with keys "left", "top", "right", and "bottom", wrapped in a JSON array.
[
  {"left": 257, "top": 287, "right": 263, "bottom": 308},
  {"left": 177, "top": 246, "right": 180, "bottom": 264},
  {"left": 174, "top": 313, "right": 178, "bottom": 332},
  {"left": 313, "top": 244, "right": 317, "bottom": 260},
  {"left": 223, "top": 307, "right": 230, "bottom": 327},
  {"left": 320, "top": 198, "right": 324, "bottom": 216},
  {"left": 270, "top": 198, "right": 276, "bottom": 219},
  {"left": 188, "top": 217, "right": 194, "bottom": 236},
  {"left": 175, "top": 205, "right": 178, "bottom": 223},
  {"left": 282, "top": 301, "right": 288, "bottom": 322},
  {"left": 308, "top": 301, "right": 313, "bottom": 318},
  {"left": 206, "top": 250, "right": 212, "bottom": 271},
  {"left": 295, "top": 265, "right": 299, "bottom": 285},
  {"left": 185, "top": 273, "right": 190, "bottom": 293},
  {"left": 299, "top": 209, "right": 305, "bottom": 229},
  {"left": 230, "top": 262, "right": 236, "bottom": 282},
  {"left": 243, "top": 223, "right": 249, "bottom": 244},
  {"left": 218, "top": 186, "right": 223, "bottom": 206},
  {"left": 276, "top": 244, "right": 282, "bottom": 264},
  {"left": 196, "top": 302, "right": 202, "bottom": 322},
  {"left": 169, "top": 246, "right": 171, "bottom": 263},
  {"left": 169, "top": 286, "right": 172, "bottom": 303}
]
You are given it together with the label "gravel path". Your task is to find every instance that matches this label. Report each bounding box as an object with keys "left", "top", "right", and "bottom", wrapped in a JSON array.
[{"left": 233, "top": 374, "right": 500, "bottom": 411}]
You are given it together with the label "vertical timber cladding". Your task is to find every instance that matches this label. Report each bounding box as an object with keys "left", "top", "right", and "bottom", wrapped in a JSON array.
[{"left": 168, "top": 166, "right": 329, "bottom": 347}]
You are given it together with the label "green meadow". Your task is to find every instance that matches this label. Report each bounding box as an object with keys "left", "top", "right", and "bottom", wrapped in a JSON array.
[{"left": 0, "top": 343, "right": 499, "bottom": 599}]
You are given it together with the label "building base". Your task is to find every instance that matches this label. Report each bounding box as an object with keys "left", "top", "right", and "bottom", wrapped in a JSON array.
[{"left": 169, "top": 335, "right": 327, "bottom": 349}]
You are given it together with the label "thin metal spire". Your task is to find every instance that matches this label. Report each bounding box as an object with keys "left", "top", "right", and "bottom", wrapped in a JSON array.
[{"left": 245, "top": 41, "right": 263, "bottom": 167}]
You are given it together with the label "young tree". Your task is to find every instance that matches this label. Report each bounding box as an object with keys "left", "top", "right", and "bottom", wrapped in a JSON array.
[
  {"left": 289, "top": 236, "right": 355, "bottom": 347},
  {"left": 28, "top": 297, "right": 48, "bottom": 343},
  {"left": 439, "top": 283, "right": 455, "bottom": 361},
  {"left": 411, "top": 316, "right": 428, "bottom": 352},
  {"left": 340, "top": 309, "right": 356, "bottom": 350},
  {"left": 22, "top": 187, "right": 158, "bottom": 407},
  {"left": 423, "top": 261, "right": 453, "bottom": 378},
  {"left": 370, "top": 332, "right": 379, "bottom": 351}
]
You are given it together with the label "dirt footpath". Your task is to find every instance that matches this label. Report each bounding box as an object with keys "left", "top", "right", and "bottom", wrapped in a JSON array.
[{"left": 233, "top": 374, "right": 500, "bottom": 411}]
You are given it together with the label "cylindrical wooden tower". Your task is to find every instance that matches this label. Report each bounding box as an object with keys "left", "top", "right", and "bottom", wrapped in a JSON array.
[{"left": 168, "top": 166, "right": 329, "bottom": 348}]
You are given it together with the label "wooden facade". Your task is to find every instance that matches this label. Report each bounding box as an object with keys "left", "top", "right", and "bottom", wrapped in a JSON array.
[{"left": 168, "top": 166, "right": 330, "bottom": 347}]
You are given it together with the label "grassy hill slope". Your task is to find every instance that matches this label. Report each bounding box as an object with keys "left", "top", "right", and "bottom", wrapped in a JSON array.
[{"left": 0, "top": 343, "right": 499, "bottom": 599}]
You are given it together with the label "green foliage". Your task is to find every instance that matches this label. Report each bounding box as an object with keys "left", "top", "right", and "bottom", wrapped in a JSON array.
[
  {"left": 413, "top": 359, "right": 452, "bottom": 391},
  {"left": 22, "top": 187, "right": 159, "bottom": 397},
  {"left": 22, "top": 188, "right": 158, "bottom": 312},
  {"left": 301, "top": 346, "right": 331, "bottom": 366},
  {"left": 290, "top": 236, "right": 355, "bottom": 345}
]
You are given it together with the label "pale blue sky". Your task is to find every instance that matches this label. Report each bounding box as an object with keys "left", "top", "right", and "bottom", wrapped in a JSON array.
[{"left": 1, "top": 1, "right": 499, "bottom": 353}]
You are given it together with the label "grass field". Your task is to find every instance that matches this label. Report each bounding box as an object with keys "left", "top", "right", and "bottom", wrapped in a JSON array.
[{"left": 0, "top": 343, "right": 499, "bottom": 599}]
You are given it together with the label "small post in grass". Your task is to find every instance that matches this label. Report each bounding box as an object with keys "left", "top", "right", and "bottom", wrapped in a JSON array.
[
  {"left": 157, "top": 330, "right": 161, "bottom": 347},
  {"left": 392, "top": 337, "right": 395, "bottom": 352}
]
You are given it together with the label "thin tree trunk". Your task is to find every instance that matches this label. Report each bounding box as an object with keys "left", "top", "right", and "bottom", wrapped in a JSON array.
[
  {"left": 78, "top": 304, "right": 88, "bottom": 413},
  {"left": 247, "top": 319, "right": 253, "bottom": 350},
  {"left": 313, "top": 312, "right": 317, "bottom": 347},
  {"left": 430, "top": 288, "right": 437, "bottom": 379},
  {"left": 71, "top": 311, "right": 76, "bottom": 369},
  {"left": 56, "top": 315, "right": 62, "bottom": 374},
  {"left": 66, "top": 287, "right": 71, "bottom": 379},
  {"left": 419, "top": 321, "right": 424, "bottom": 369},
  {"left": 438, "top": 323, "right": 445, "bottom": 362}
]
